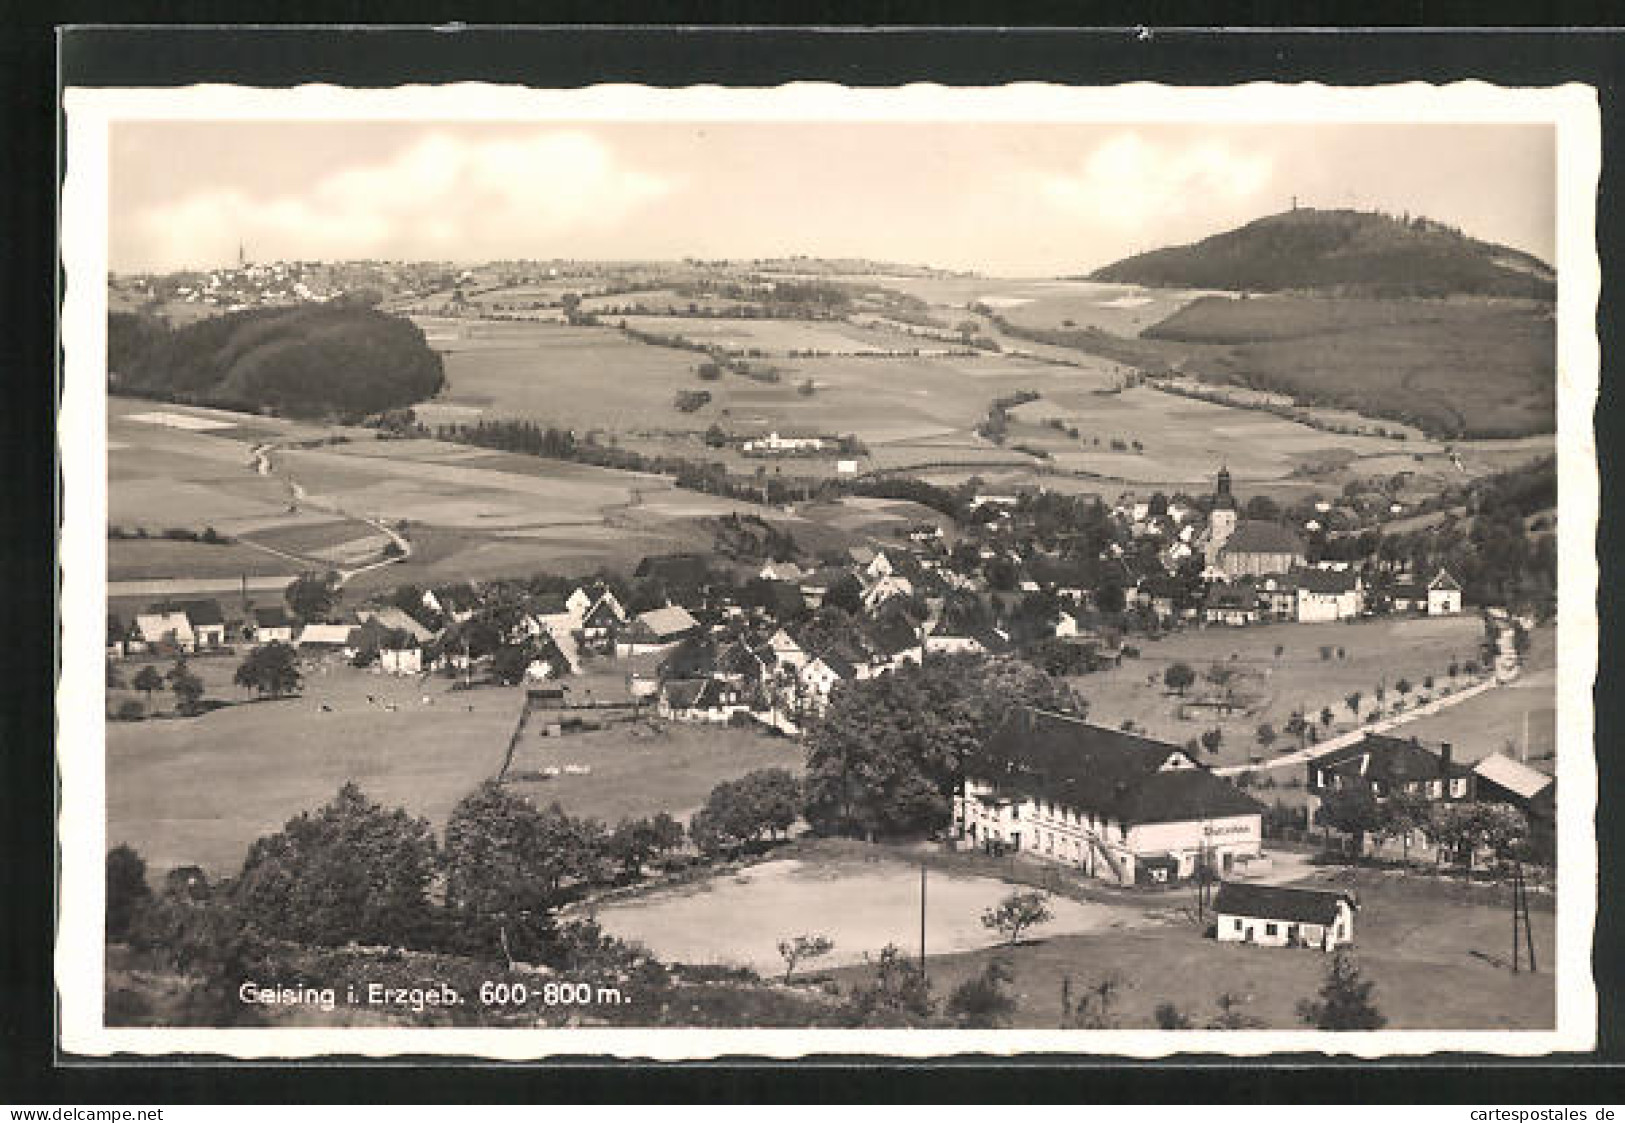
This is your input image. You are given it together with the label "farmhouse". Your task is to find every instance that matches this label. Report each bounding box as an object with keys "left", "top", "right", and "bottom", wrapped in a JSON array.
[
  {"left": 657, "top": 677, "right": 753, "bottom": 723},
  {"left": 1427, "top": 569, "right": 1464, "bottom": 615},
  {"left": 296, "top": 623, "right": 360, "bottom": 652},
  {"left": 1293, "top": 566, "right": 1364, "bottom": 623},
  {"left": 1308, "top": 733, "right": 1473, "bottom": 804},
  {"left": 356, "top": 606, "right": 434, "bottom": 645},
  {"left": 741, "top": 429, "right": 827, "bottom": 455},
  {"left": 954, "top": 708, "right": 1264, "bottom": 887},
  {"left": 799, "top": 652, "right": 861, "bottom": 710},
  {"left": 1203, "top": 579, "right": 1260, "bottom": 626},
  {"left": 1213, "top": 882, "right": 1357, "bottom": 951},
  {"left": 379, "top": 645, "right": 423, "bottom": 676},
  {"left": 248, "top": 606, "right": 296, "bottom": 644},
  {"left": 134, "top": 611, "right": 195, "bottom": 654},
  {"left": 616, "top": 605, "right": 701, "bottom": 655},
  {"left": 158, "top": 599, "right": 228, "bottom": 648}
]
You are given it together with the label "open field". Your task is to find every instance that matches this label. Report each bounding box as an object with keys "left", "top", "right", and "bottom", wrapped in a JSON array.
[
  {"left": 1399, "top": 625, "right": 1558, "bottom": 770},
  {"left": 1141, "top": 294, "right": 1555, "bottom": 439},
  {"left": 619, "top": 314, "right": 924, "bottom": 356},
  {"left": 106, "top": 660, "right": 523, "bottom": 878},
  {"left": 107, "top": 538, "right": 302, "bottom": 582},
  {"left": 418, "top": 321, "right": 704, "bottom": 431},
  {"left": 591, "top": 844, "right": 1149, "bottom": 975},
  {"left": 1075, "top": 616, "right": 1494, "bottom": 768},
  {"left": 503, "top": 720, "right": 805, "bottom": 825},
  {"left": 875, "top": 861, "right": 1555, "bottom": 1030}
]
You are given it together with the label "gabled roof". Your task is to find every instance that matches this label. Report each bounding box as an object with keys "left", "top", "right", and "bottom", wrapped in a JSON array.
[
  {"left": 135, "top": 611, "right": 192, "bottom": 640},
  {"left": 657, "top": 634, "right": 716, "bottom": 678},
  {"left": 297, "top": 623, "right": 358, "bottom": 646},
  {"left": 252, "top": 605, "right": 294, "bottom": 629},
  {"left": 1212, "top": 882, "right": 1354, "bottom": 926},
  {"left": 1316, "top": 732, "right": 1472, "bottom": 783},
  {"left": 808, "top": 653, "right": 859, "bottom": 680},
  {"left": 659, "top": 678, "right": 709, "bottom": 709},
  {"left": 1293, "top": 566, "right": 1360, "bottom": 595},
  {"left": 158, "top": 598, "right": 226, "bottom": 626},
  {"left": 974, "top": 708, "right": 1263, "bottom": 827},
  {"left": 635, "top": 604, "right": 701, "bottom": 638},
  {"left": 1471, "top": 752, "right": 1554, "bottom": 801},
  {"left": 1220, "top": 520, "right": 1306, "bottom": 557},
  {"left": 1428, "top": 568, "right": 1462, "bottom": 592},
  {"left": 356, "top": 606, "right": 433, "bottom": 643}
]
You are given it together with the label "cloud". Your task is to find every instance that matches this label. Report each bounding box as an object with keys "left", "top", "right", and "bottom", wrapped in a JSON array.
[
  {"left": 1034, "top": 132, "right": 1273, "bottom": 230},
  {"left": 127, "top": 130, "right": 678, "bottom": 268}
]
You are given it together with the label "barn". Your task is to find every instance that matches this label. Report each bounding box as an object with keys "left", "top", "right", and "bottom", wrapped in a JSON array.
[{"left": 1213, "top": 882, "right": 1357, "bottom": 951}]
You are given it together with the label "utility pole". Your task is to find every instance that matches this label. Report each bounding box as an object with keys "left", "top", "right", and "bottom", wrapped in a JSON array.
[
  {"left": 1511, "top": 860, "right": 1537, "bottom": 974},
  {"left": 919, "top": 862, "right": 928, "bottom": 974}
]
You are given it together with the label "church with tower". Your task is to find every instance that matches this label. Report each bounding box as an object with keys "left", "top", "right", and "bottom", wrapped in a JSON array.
[{"left": 1199, "top": 466, "right": 1307, "bottom": 578}]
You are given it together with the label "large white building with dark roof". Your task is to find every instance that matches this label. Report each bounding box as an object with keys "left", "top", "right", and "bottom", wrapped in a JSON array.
[{"left": 954, "top": 707, "right": 1265, "bottom": 887}]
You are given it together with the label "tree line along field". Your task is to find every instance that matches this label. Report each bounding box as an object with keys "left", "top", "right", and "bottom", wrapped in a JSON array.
[{"left": 1075, "top": 615, "right": 1492, "bottom": 768}]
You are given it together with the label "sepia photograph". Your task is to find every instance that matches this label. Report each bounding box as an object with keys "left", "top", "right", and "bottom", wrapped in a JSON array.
[{"left": 56, "top": 80, "right": 1599, "bottom": 1059}]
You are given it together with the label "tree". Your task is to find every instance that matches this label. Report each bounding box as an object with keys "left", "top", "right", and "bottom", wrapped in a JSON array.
[
  {"left": 1317, "top": 784, "right": 1385, "bottom": 856},
  {"left": 1382, "top": 789, "right": 1433, "bottom": 864},
  {"left": 234, "top": 782, "right": 439, "bottom": 947},
  {"left": 1345, "top": 691, "right": 1363, "bottom": 718},
  {"left": 690, "top": 768, "right": 802, "bottom": 857},
  {"left": 823, "top": 573, "right": 865, "bottom": 616},
  {"left": 1154, "top": 1001, "right": 1193, "bottom": 1029},
  {"left": 1296, "top": 949, "right": 1386, "bottom": 1030},
  {"left": 133, "top": 664, "right": 164, "bottom": 704},
  {"left": 946, "top": 957, "right": 1017, "bottom": 1028},
  {"left": 106, "top": 844, "right": 152, "bottom": 942},
  {"left": 1320, "top": 706, "right": 1335, "bottom": 730},
  {"left": 844, "top": 944, "right": 934, "bottom": 1027},
  {"left": 1200, "top": 728, "right": 1224, "bottom": 756},
  {"left": 167, "top": 659, "right": 204, "bottom": 714},
  {"left": 981, "top": 890, "right": 1054, "bottom": 946},
  {"left": 1163, "top": 662, "right": 1196, "bottom": 696},
  {"left": 1254, "top": 723, "right": 1278, "bottom": 755},
  {"left": 608, "top": 815, "right": 685, "bottom": 878},
  {"left": 803, "top": 655, "right": 1079, "bottom": 838},
  {"left": 285, "top": 569, "right": 341, "bottom": 623},
  {"left": 233, "top": 642, "right": 303, "bottom": 698},
  {"left": 777, "top": 933, "right": 836, "bottom": 983},
  {"left": 1061, "top": 974, "right": 1122, "bottom": 1029},
  {"left": 490, "top": 642, "right": 532, "bottom": 685}
]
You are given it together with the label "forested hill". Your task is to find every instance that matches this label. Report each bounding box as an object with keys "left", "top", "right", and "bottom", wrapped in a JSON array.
[
  {"left": 107, "top": 304, "right": 445, "bottom": 420},
  {"left": 1088, "top": 208, "right": 1555, "bottom": 300}
]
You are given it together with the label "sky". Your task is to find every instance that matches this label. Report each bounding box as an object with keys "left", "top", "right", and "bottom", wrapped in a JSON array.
[{"left": 109, "top": 121, "right": 1555, "bottom": 276}]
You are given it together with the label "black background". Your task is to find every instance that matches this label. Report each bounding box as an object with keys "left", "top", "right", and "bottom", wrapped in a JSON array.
[{"left": 4, "top": 12, "right": 1622, "bottom": 1105}]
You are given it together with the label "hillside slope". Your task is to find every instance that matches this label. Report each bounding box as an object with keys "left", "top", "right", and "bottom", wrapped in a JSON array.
[
  {"left": 1090, "top": 208, "right": 1554, "bottom": 300},
  {"left": 108, "top": 304, "right": 445, "bottom": 420}
]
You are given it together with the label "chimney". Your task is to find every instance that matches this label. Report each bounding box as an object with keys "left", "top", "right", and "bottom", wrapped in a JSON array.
[{"left": 1439, "top": 742, "right": 1453, "bottom": 777}]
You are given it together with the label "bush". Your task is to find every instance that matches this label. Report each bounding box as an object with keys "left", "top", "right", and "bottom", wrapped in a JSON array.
[{"left": 115, "top": 699, "right": 146, "bottom": 721}]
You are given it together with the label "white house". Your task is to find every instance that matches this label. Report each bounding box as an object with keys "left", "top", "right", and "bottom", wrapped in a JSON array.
[
  {"left": 1054, "top": 611, "right": 1082, "bottom": 638},
  {"left": 862, "top": 574, "right": 914, "bottom": 613},
  {"left": 134, "top": 611, "right": 195, "bottom": 654},
  {"left": 379, "top": 646, "right": 423, "bottom": 676},
  {"left": 758, "top": 560, "right": 806, "bottom": 583},
  {"left": 657, "top": 677, "right": 754, "bottom": 723},
  {"left": 767, "top": 627, "right": 809, "bottom": 671},
  {"left": 798, "top": 654, "right": 860, "bottom": 710},
  {"left": 954, "top": 707, "right": 1264, "bottom": 887},
  {"left": 250, "top": 606, "right": 296, "bottom": 644},
  {"left": 1295, "top": 567, "right": 1363, "bottom": 623},
  {"left": 1427, "top": 569, "right": 1463, "bottom": 616},
  {"left": 1213, "top": 882, "right": 1357, "bottom": 951}
]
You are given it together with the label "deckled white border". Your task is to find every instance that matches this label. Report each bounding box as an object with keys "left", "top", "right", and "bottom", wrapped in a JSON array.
[{"left": 59, "top": 81, "right": 1600, "bottom": 1060}]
